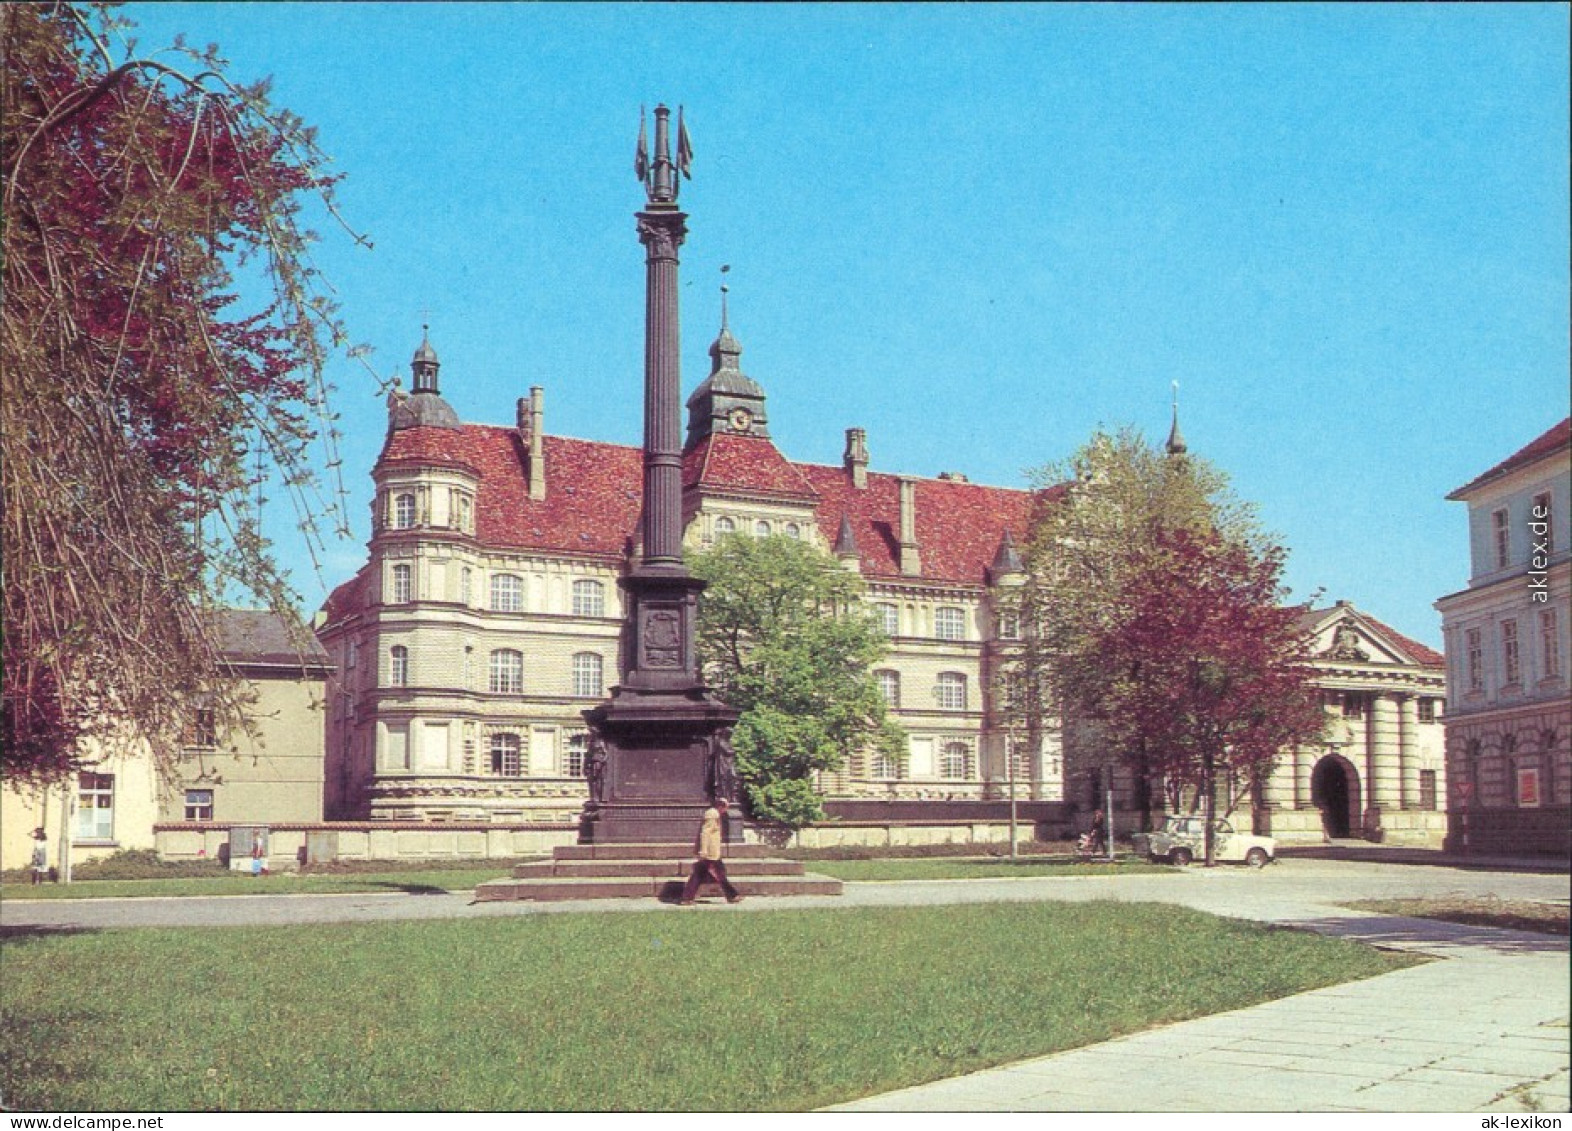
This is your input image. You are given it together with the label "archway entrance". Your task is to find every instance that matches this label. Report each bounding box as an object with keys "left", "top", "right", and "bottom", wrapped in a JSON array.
[{"left": 1311, "top": 754, "right": 1361, "bottom": 839}]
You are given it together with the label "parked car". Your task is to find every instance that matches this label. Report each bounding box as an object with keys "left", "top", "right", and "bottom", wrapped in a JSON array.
[{"left": 1131, "top": 815, "right": 1276, "bottom": 867}]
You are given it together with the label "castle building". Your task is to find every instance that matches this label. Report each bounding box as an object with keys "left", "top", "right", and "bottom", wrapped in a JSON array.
[
  {"left": 317, "top": 323, "right": 1451, "bottom": 844},
  {"left": 316, "top": 322, "right": 1052, "bottom": 822},
  {"left": 1435, "top": 418, "right": 1571, "bottom": 856}
]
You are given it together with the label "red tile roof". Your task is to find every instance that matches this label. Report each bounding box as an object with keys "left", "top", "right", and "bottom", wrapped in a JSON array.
[
  {"left": 361, "top": 423, "right": 1042, "bottom": 600},
  {"left": 797, "top": 463, "right": 1035, "bottom": 585},
  {"left": 1448, "top": 418, "right": 1570, "bottom": 500}
]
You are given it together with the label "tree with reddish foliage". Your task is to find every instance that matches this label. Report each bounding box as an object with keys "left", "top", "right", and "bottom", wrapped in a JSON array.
[
  {"left": 2, "top": 4, "right": 365, "bottom": 788},
  {"left": 1068, "top": 526, "right": 1325, "bottom": 865}
]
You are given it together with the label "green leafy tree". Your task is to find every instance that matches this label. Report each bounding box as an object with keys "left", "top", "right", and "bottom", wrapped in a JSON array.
[
  {"left": 1008, "top": 427, "right": 1291, "bottom": 833},
  {"left": 2, "top": 3, "right": 365, "bottom": 788},
  {"left": 1077, "top": 526, "right": 1325, "bottom": 864},
  {"left": 691, "top": 534, "right": 904, "bottom": 828}
]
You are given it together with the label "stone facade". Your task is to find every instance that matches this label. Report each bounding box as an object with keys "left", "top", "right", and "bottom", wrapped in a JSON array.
[{"left": 1435, "top": 419, "right": 1571, "bottom": 856}]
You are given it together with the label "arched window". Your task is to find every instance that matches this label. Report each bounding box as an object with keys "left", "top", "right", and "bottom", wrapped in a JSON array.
[
  {"left": 459, "top": 567, "right": 473, "bottom": 605},
  {"left": 941, "top": 742, "right": 971, "bottom": 779},
  {"left": 393, "top": 493, "right": 416, "bottom": 529},
  {"left": 714, "top": 516, "right": 735, "bottom": 536},
  {"left": 873, "top": 603, "right": 899, "bottom": 637},
  {"left": 754, "top": 520, "right": 771, "bottom": 537},
  {"left": 935, "top": 606, "right": 966, "bottom": 641},
  {"left": 936, "top": 672, "right": 967, "bottom": 710},
  {"left": 489, "top": 649, "right": 523, "bottom": 694},
  {"left": 389, "top": 646, "right": 409, "bottom": 687},
  {"left": 489, "top": 733, "right": 522, "bottom": 777},
  {"left": 390, "top": 564, "right": 412, "bottom": 604},
  {"left": 455, "top": 493, "right": 472, "bottom": 532},
  {"left": 572, "top": 580, "right": 605, "bottom": 617},
  {"left": 565, "top": 732, "right": 589, "bottom": 778},
  {"left": 785, "top": 522, "right": 801, "bottom": 539},
  {"left": 572, "top": 652, "right": 604, "bottom": 698},
  {"left": 875, "top": 670, "right": 900, "bottom": 707},
  {"left": 491, "top": 573, "right": 523, "bottom": 612}
]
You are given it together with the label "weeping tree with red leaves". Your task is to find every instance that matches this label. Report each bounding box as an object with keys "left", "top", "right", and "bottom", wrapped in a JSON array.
[
  {"left": 1068, "top": 526, "right": 1325, "bottom": 865},
  {"left": 2, "top": 3, "right": 367, "bottom": 788}
]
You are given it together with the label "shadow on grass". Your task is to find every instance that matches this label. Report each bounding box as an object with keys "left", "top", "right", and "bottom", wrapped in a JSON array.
[
  {"left": 0, "top": 925, "right": 99, "bottom": 942},
  {"left": 362, "top": 882, "right": 452, "bottom": 896},
  {"left": 1286, "top": 914, "right": 1571, "bottom": 956}
]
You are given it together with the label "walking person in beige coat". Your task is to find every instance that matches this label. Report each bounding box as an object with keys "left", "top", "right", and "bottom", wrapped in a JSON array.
[{"left": 678, "top": 798, "right": 742, "bottom": 905}]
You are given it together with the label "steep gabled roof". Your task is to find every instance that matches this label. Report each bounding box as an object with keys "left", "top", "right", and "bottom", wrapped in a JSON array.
[
  {"left": 682, "top": 432, "right": 819, "bottom": 499},
  {"left": 1294, "top": 602, "right": 1444, "bottom": 668},
  {"left": 1448, "top": 418, "right": 1570, "bottom": 500}
]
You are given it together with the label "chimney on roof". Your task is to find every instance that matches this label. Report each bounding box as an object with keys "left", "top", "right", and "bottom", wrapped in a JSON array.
[
  {"left": 522, "top": 386, "right": 545, "bottom": 501},
  {"left": 844, "top": 427, "right": 869, "bottom": 490},
  {"left": 898, "top": 476, "right": 921, "bottom": 577}
]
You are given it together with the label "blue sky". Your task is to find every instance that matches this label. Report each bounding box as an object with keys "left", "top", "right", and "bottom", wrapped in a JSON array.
[{"left": 118, "top": 3, "right": 1570, "bottom": 648}]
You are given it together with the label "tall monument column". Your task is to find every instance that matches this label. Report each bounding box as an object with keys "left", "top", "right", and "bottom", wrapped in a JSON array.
[{"left": 580, "top": 104, "right": 740, "bottom": 844}]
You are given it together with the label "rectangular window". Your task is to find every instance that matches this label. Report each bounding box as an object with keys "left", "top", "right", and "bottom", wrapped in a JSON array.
[
  {"left": 1465, "top": 628, "right": 1483, "bottom": 692},
  {"left": 936, "top": 673, "right": 967, "bottom": 710},
  {"left": 184, "top": 789, "right": 214, "bottom": 821},
  {"left": 491, "top": 574, "right": 523, "bottom": 612},
  {"left": 572, "top": 580, "right": 605, "bottom": 617},
  {"left": 873, "top": 603, "right": 899, "bottom": 637},
  {"left": 1418, "top": 769, "right": 1437, "bottom": 811},
  {"left": 1542, "top": 608, "right": 1562, "bottom": 679},
  {"left": 935, "top": 606, "right": 966, "bottom": 641},
  {"left": 876, "top": 670, "right": 900, "bottom": 707},
  {"left": 490, "top": 650, "right": 523, "bottom": 694},
  {"left": 1493, "top": 508, "right": 1510, "bottom": 568},
  {"left": 572, "top": 653, "right": 604, "bottom": 698},
  {"left": 1532, "top": 491, "right": 1553, "bottom": 556},
  {"left": 1502, "top": 619, "right": 1521, "bottom": 686},
  {"left": 1417, "top": 698, "right": 1436, "bottom": 724},
  {"left": 76, "top": 772, "right": 115, "bottom": 841},
  {"left": 565, "top": 732, "right": 589, "bottom": 779},
  {"left": 490, "top": 734, "right": 522, "bottom": 778},
  {"left": 1343, "top": 694, "right": 1365, "bottom": 719},
  {"left": 391, "top": 564, "right": 413, "bottom": 604},
  {"left": 389, "top": 646, "right": 409, "bottom": 687},
  {"left": 997, "top": 610, "right": 1021, "bottom": 640},
  {"left": 191, "top": 708, "right": 216, "bottom": 747}
]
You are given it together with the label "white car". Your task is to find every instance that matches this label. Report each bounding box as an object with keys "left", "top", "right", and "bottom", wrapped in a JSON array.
[{"left": 1132, "top": 815, "right": 1276, "bottom": 867}]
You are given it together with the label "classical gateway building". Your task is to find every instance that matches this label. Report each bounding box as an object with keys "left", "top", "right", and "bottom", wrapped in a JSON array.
[
  {"left": 316, "top": 325, "right": 1449, "bottom": 845},
  {"left": 1435, "top": 418, "right": 1571, "bottom": 856}
]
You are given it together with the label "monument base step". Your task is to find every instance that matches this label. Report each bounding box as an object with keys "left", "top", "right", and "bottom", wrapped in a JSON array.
[{"left": 473, "top": 871, "right": 843, "bottom": 903}]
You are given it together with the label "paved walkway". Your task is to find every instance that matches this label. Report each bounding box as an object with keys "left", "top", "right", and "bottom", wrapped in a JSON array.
[{"left": 3, "top": 859, "right": 1567, "bottom": 1112}]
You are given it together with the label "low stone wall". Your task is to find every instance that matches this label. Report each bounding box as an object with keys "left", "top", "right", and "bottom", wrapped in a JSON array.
[
  {"left": 1265, "top": 808, "right": 1448, "bottom": 848},
  {"left": 155, "top": 816, "right": 1052, "bottom": 866},
  {"left": 1445, "top": 807, "right": 1572, "bottom": 858},
  {"left": 783, "top": 820, "right": 1051, "bottom": 850},
  {"left": 155, "top": 822, "right": 579, "bottom": 870}
]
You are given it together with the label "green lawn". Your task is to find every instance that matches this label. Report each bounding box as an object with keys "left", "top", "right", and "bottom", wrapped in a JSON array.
[
  {"left": 1, "top": 856, "right": 1168, "bottom": 900},
  {"left": 0, "top": 902, "right": 1416, "bottom": 1111},
  {"left": 812, "top": 856, "right": 1171, "bottom": 881}
]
